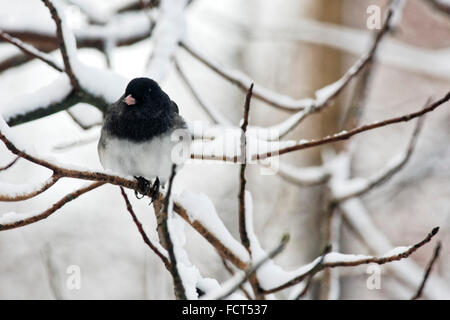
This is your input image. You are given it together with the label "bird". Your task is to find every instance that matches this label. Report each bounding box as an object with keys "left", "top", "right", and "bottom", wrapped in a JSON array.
[{"left": 98, "top": 77, "right": 189, "bottom": 201}]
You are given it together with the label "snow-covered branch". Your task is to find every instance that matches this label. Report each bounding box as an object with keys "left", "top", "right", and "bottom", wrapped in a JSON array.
[
  {"left": 0, "top": 30, "right": 63, "bottom": 71},
  {"left": 0, "top": 174, "right": 60, "bottom": 202},
  {"left": 179, "top": 3, "right": 395, "bottom": 113},
  {"left": 262, "top": 227, "right": 439, "bottom": 294},
  {"left": 0, "top": 117, "right": 249, "bottom": 273},
  {"left": 0, "top": 181, "right": 104, "bottom": 231},
  {"left": 189, "top": 92, "right": 449, "bottom": 162},
  {"left": 332, "top": 116, "right": 425, "bottom": 201}
]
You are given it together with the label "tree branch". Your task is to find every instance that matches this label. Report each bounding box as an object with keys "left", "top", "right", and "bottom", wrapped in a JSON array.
[
  {"left": 42, "top": 0, "right": 81, "bottom": 91},
  {"left": 161, "top": 164, "right": 187, "bottom": 300},
  {"left": 262, "top": 227, "right": 439, "bottom": 294},
  {"left": 0, "top": 31, "right": 63, "bottom": 72},
  {"left": 0, "top": 182, "right": 104, "bottom": 231},
  {"left": 214, "top": 234, "right": 289, "bottom": 300},
  {"left": 119, "top": 186, "right": 170, "bottom": 271},
  {"left": 0, "top": 156, "right": 19, "bottom": 172},
  {"left": 411, "top": 241, "right": 442, "bottom": 300},
  {"left": 0, "top": 174, "right": 60, "bottom": 201}
]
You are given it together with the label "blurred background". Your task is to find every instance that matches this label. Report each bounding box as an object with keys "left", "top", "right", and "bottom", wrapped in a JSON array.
[{"left": 0, "top": 0, "right": 449, "bottom": 299}]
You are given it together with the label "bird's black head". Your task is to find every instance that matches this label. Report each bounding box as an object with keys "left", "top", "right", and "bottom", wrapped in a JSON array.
[{"left": 123, "top": 77, "right": 163, "bottom": 106}]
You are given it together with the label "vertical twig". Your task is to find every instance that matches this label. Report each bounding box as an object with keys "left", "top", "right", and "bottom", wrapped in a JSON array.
[
  {"left": 411, "top": 241, "right": 442, "bottom": 300},
  {"left": 159, "top": 164, "right": 187, "bottom": 300},
  {"left": 42, "top": 0, "right": 81, "bottom": 91},
  {"left": 238, "top": 83, "right": 253, "bottom": 251}
]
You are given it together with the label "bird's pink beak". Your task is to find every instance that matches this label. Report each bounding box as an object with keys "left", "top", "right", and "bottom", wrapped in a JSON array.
[{"left": 123, "top": 94, "right": 136, "bottom": 106}]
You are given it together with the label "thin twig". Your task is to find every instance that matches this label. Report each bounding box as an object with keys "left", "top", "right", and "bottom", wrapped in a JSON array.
[
  {"left": 0, "top": 182, "right": 104, "bottom": 231},
  {"left": 0, "top": 31, "right": 63, "bottom": 72},
  {"left": 238, "top": 84, "right": 253, "bottom": 251},
  {"left": 252, "top": 92, "right": 450, "bottom": 160},
  {"left": 189, "top": 92, "right": 450, "bottom": 162},
  {"left": 411, "top": 241, "right": 442, "bottom": 300},
  {"left": 221, "top": 258, "right": 253, "bottom": 300},
  {"left": 66, "top": 109, "right": 103, "bottom": 131},
  {"left": 160, "top": 164, "right": 187, "bottom": 300},
  {"left": 42, "top": 0, "right": 81, "bottom": 91},
  {"left": 295, "top": 244, "right": 332, "bottom": 299},
  {"left": 0, "top": 174, "right": 60, "bottom": 201},
  {"left": 174, "top": 58, "right": 232, "bottom": 126},
  {"left": 0, "top": 156, "right": 19, "bottom": 171},
  {"left": 119, "top": 186, "right": 170, "bottom": 271},
  {"left": 334, "top": 113, "right": 426, "bottom": 202}
]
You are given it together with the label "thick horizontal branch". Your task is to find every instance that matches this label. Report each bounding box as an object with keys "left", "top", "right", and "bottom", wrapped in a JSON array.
[
  {"left": 5, "top": 89, "right": 108, "bottom": 127},
  {"left": 0, "top": 119, "right": 249, "bottom": 270}
]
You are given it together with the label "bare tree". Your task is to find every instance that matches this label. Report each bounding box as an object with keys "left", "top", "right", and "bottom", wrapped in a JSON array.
[{"left": 0, "top": 0, "right": 448, "bottom": 299}]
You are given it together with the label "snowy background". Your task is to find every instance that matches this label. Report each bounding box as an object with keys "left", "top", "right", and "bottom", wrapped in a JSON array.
[{"left": 0, "top": 0, "right": 449, "bottom": 299}]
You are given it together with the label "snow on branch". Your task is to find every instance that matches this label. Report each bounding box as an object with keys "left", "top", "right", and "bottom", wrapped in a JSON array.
[
  {"left": 42, "top": 0, "right": 81, "bottom": 90},
  {"left": 179, "top": 2, "right": 395, "bottom": 112},
  {"left": 261, "top": 227, "right": 439, "bottom": 294},
  {"left": 253, "top": 92, "right": 450, "bottom": 160},
  {"left": 339, "top": 198, "right": 450, "bottom": 299},
  {"left": 146, "top": 0, "right": 187, "bottom": 81},
  {"left": 0, "top": 181, "right": 104, "bottom": 231},
  {"left": 331, "top": 116, "right": 425, "bottom": 201},
  {"left": 189, "top": 92, "right": 450, "bottom": 162},
  {"left": 0, "top": 116, "right": 250, "bottom": 274},
  {"left": 202, "top": 233, "right": 290, "bottom": 300},
  {"left": 275, "top": 162, "right": 330, "bottom": 186},
  {"left": 0, "top": 174, "right": 60, "bottom": 202},
  {"left": 0, "top": 30, "right": 63, "bottom": 72},
  {"left": 174, "top": 191, "right": 250, "bottom": 269},
  {"left": 0, "top": 156, "right": 19, "bottom": 171}
]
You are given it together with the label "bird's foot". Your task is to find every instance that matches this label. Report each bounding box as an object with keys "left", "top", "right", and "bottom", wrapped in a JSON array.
[
  {"left": 148, "top": 177, "right": 160, "bottom": 205},
  {"left": 134, "top": 176, "right": 150, "bottom": 200}
]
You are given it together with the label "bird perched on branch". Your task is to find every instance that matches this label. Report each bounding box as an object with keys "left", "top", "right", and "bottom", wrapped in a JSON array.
[{"left": 98, "top": 77, "right": 189, "bottom": 201}]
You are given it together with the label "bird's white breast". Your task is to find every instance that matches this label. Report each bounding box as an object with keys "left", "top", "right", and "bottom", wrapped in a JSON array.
[{"left": 98, "top": 132, "right": 182, "bottom": 184}]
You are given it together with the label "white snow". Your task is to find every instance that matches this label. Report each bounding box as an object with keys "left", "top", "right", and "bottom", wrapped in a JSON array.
[
  {"left": 67, "top": 103, "right": 103, "bottom": 128},
  {"left": 0, "top": 175, "right": 56, "bottom": 200},
  {"left": 0, "top": 210, "right": 39, "bottom": 226},
  {"left": 175, "top": 191, "right": 250, "bottom": 263},
  {"left": 276, "top": 161, "right": 330, "bottom": 186},
  {"left": 147, "top": 0, "right": 188, "bottom": 81},
  {"left": 1, "top": 75, "right": 72, "bottom": 122}
]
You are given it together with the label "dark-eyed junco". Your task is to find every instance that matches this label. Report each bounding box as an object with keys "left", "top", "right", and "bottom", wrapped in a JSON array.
[{"left": 98, "top": 77, "right": 188, "bottom": 200}]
